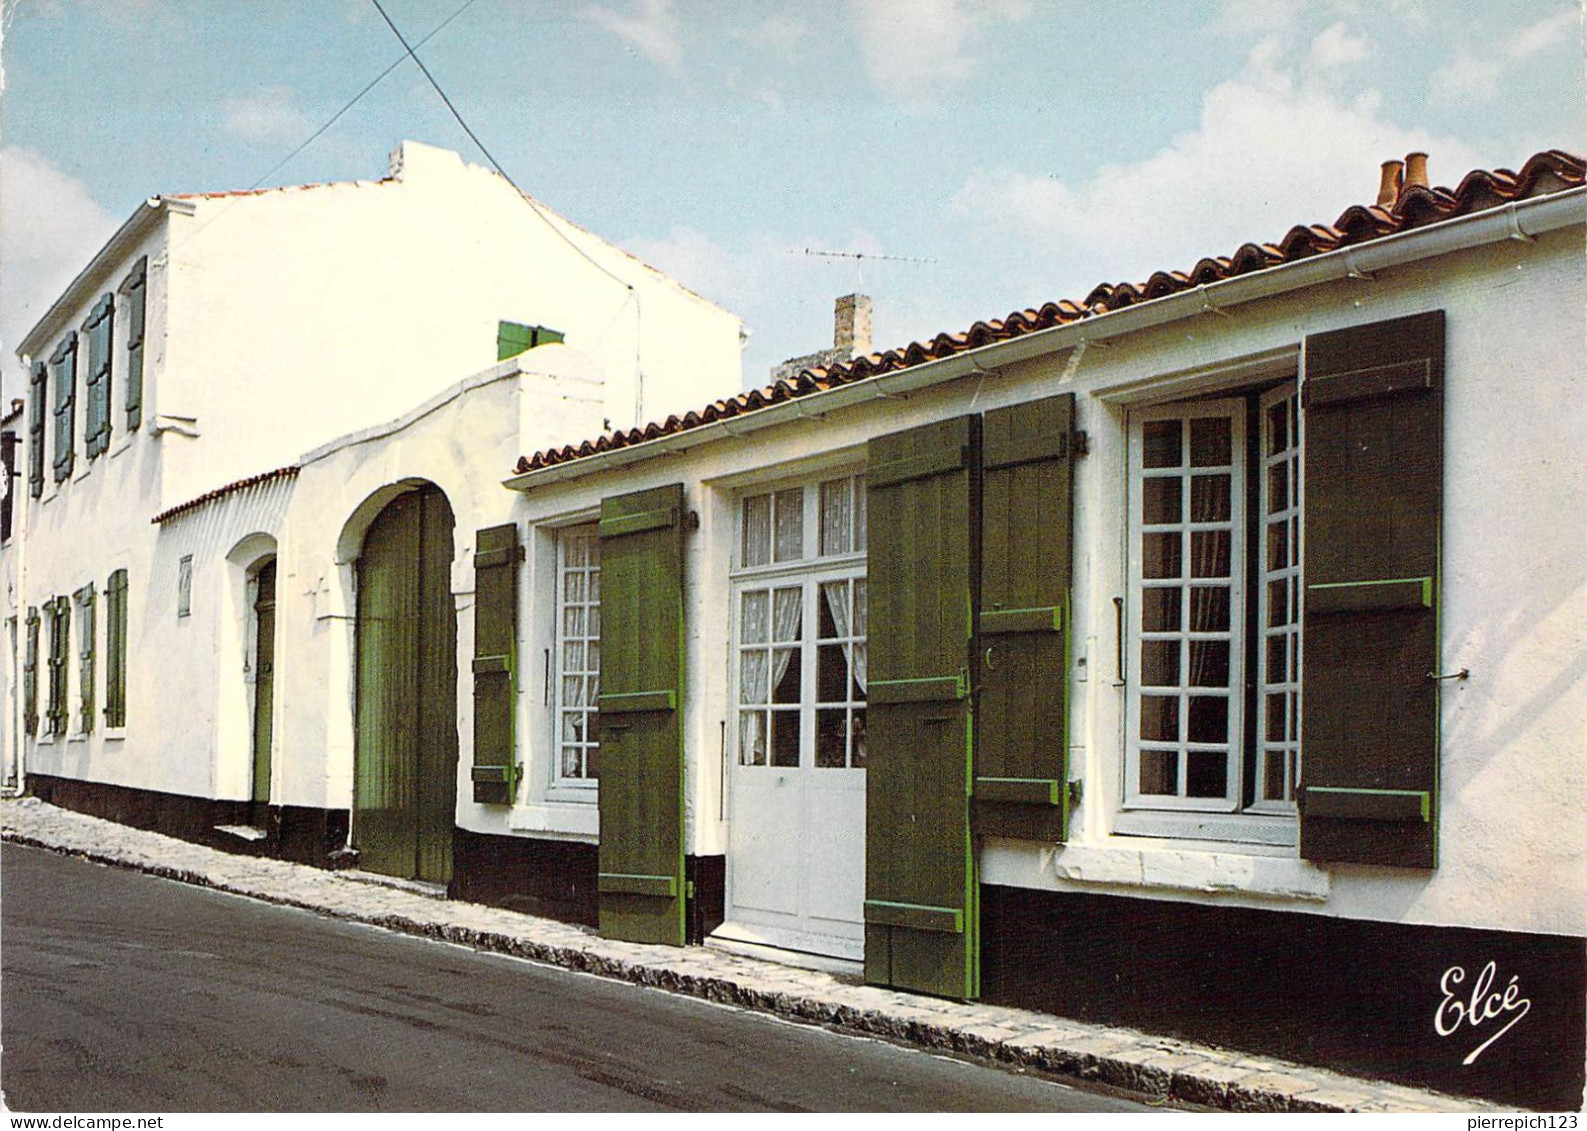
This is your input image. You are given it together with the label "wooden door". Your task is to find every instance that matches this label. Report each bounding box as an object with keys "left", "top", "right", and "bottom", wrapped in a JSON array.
[
  {"left": 354, "top": 486, "right": 459, "bottom": 883},
  {"left": 251, "top": 558, "right": 276, "bottom": 826}
]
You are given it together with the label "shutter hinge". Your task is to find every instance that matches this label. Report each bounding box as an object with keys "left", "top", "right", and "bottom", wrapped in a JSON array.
[
  {"left": 1072, "top": 430, "right": 1089, "bottom": 457},
  {"left": 684, "top": 510, "right": 700, "bottom": 532},
  {"left": 685, "top": 879, "right": 697, "bottom": 899},
  {"left": 1067, "top": 779, "right": 1083, "bottom": 807}
]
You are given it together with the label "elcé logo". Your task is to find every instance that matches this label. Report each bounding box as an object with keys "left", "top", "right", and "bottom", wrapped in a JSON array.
[{"left": 1434, "top": 960, "right": 1532, "bottom": 1065}]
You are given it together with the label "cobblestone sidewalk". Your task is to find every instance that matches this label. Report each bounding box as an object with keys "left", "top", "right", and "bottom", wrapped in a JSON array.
[{"left": 1, "top": 797, "right": 1507, "bottom": 1113}]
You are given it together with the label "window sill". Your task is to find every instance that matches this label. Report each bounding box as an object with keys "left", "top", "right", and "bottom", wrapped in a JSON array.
[
  {"left": 104, "top": 727, "right": 127, "bottom": 742},
  {"left": 545, "top": 783, "right": 598, "bottom": 806},
  {"left": 508, "top": 801, "right": 598, "bottom": 839},
  {"left": 67, "top": 732, "right": 90, "bottom": 744},
  {"left": 1114, "top": 807, "right": 1297, "bottom": 847},
  {"left": 1047, "top": 841, "right": 1330, "bottom": 902}
]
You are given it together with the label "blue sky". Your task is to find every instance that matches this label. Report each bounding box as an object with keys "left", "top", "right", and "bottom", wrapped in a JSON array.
[{"left": 2, "top": 0, "right": 1582, "bottom": 399}]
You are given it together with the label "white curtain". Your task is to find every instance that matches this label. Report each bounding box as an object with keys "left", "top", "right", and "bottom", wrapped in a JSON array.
[{"left": 820, "top": 580, "right": 867, "bottom": 695}]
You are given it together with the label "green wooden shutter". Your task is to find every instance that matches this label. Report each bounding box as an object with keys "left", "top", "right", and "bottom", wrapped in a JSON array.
[
  {"left": 83, "top": 294, "right": 114, "bottom": 458},
  {"left": 497, "top": 321, "right": 534, "bottom": 360},
  {"left": 28, "top": 362, "right": 46, "bottom": 498},
  {"left": 23, "top": 607, "right": 39, "bottom": 737},
  {"left": 76, "top": 584, "right": 95, "bottom": 735},
  {"left": 974, "top": 394, "right": 1076, "bottom": 841},
  {"left": 47, "top": 597, "right": 69, "bottom": 736},
  {"left": 123, "top": 258, "right": 146, "bottom": 432},
  {"left": 864, "top": 416, "right": 980, "bottom": 999},
  {"left": 51, "top": 335, "right": 77, "bottom": 482},
  {"left": 471, "top": 523, "right": 523, "bottom": 804},
  {"left": 105, "top": 571, "right": 128, "bottom": 729},
  {"left": 1300, "top": 310, "right": 1443, "bottom": 869},
  {"left": 596, "top": 483, "right": 687, "bottom": 946}
]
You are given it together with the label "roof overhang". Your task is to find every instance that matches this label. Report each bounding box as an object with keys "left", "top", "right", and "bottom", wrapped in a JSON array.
[
  {"left": 15, "top": 196, "right": 192, "bottom": 362},
  {"left": 504, "top": 187, "right": 1585, "bottom": 493}
]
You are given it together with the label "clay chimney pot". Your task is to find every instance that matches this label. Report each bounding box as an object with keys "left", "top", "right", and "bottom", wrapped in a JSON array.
[
  {"left": 1377, "top": 159, "right": 1405, "bottom": 207},
  {"left": 1404, "top": 151, "right": 1429, "bottom": 189}
]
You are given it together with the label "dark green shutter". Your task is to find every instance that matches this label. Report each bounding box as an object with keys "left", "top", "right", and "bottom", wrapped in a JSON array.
[
  {"left": 83, "top": 294, "right": 114, "bottom": 458},
  {"left": 471, "top": 523, "right": 523, "bottom": 804},
  {"left": 123, "top": 258, "right": 146, "bottom": 431},
  {"left": 47, "top": 597, "right": 69, "bottom": 736},
  {"left": 105, "top": 571, "right": 128, "bottom": 728},
  {"left": 23, "top": 607, "right": 39, "bottom": 737},
  {"left": 498, "top": 320, "right": 564, "bottom": 360},
  {"left": 28, "top": 362, "right": 46, "bottom": 498},
  {"left": 51, "top": 335, "right": 77, "bottom": 482},
  {"left": 974, "top": 394, "right": 1075, "bottom": 841},
  {"left": 596, "top": 483, "right": 687, "bottom": 946},
  {"left": 76, "top": 584, "right": 95, "bottom": 735},
  {"left": 864, "top": 417, "right": 979, "bottom": 999},
  {"left": 1300, "top": 310, "right": 1443, "bottom": 869}
]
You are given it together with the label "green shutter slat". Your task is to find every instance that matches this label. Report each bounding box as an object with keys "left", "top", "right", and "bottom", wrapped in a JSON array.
[
  {"left": 597, "top": 482, "right": 687, "bottom": 947},
  {"left": 974, "top": 394, "right": 1075, "bottom": 844},
  {"left": 1300, "top": 310, "right": 1443, "bottom": 869},
  {"left": 471, "top": 523, "right": 522, "bottom": 805},
  {"left": 123, "top": 258, "right": 146, "bottom": 432},
  {"left": 865, "top": 415, "right": 979, "bottom": 999}
]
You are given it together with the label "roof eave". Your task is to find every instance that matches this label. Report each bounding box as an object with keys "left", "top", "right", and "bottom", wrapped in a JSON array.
[
  {"left": 504, "top": 187, "right": 1586, "bottom": 493},
  {"left": 15, "top": 197, "right": 183, "bottom": 361}
]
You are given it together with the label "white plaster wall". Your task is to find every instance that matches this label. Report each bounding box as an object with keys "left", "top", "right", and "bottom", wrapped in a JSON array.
[
  {"left": 158, "top": 141, "right": 741, "bottom": 514},
  {"left": 495, "top": 223, "right": 1584, "bottom": 939}
]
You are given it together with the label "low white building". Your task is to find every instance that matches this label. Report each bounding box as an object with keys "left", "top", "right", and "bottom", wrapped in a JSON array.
[{"left": 4, "top": 143, "right": 1582, "bottom": 1109}]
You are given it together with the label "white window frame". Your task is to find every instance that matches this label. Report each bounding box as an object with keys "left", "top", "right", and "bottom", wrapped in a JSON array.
[
  {"left": 729, "top": 474, "right": 867, "bottom": 774},
  {"left": 550, "top": 521, "right": 601, "bottom": 793},
  {"left": 1117, "top": 381, "right": 1301, "bottom": 847}
]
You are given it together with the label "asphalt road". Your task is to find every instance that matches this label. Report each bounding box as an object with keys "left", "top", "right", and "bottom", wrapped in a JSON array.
[{"left": 0, "top": 844, "right": 1154, "bottom": 1112}]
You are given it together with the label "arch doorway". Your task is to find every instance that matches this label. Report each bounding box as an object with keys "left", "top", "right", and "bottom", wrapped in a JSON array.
[{"left": 353, "top": 484, "right": 458, "bottom": 883}]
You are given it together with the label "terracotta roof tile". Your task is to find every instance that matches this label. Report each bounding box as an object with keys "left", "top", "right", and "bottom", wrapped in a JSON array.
[
  {"left": 152, "top": 465, "right": 300, "bottom": 525},
  {"left": 514, "top": 150, "right": 1585, "bottom": 476}
]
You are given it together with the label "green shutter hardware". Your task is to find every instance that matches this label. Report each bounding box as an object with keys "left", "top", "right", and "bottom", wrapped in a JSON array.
[
  {"left": 28, "top": 362, "right": 47, "bottom": 498},
  {"left": 50, "top": 334, "right": 77, "bottom": 482},
  {"left": 122, "top": 258, "right": 146, "bottom": 432},
  {"left": 23, "top": 608, "right": 39, "bottom": 737},
  {"left": 497, "top": 320, "right": 566, "bottom": 361},
  {"left": 865, "top": 415, "right": 979, "bottom": 1000},
  {"left": 471, "top": 523, "right": 523, "bottom": 805},
  {"left": 105, "top": 570, "right": 128, "bottom": 728},
  {"left": 596, "top": 483, "right": 687, "bottom": 947},
  {"left": 1300, "top": 310, "right": 1444, "bottom": 870},
  {"left": 974, "top": 394, "right": 1076, "bottom": 843}
]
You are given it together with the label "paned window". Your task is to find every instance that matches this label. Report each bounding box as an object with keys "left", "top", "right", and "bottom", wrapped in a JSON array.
[
  {"left": 1124, "top": 384, "right": 1300, "bottom": 838},
  {"left": 554, "top": 524, "right": 600, "bottom": 783},
  {"left": 178, "top": 555, "right": 193, "bottom": 617},
  {"left": 734, "top": 475, "right": 867, "bottom": 770},
  {"left": 105, "top": 570, "right": 128, "bottom": 729}
]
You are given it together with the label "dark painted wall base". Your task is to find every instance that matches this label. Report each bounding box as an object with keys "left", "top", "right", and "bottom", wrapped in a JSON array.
[
  {"left": 450, "top": 827, "right": 598, "bottom": 925},
  {"left": 981, "top": 885, "right": 1586, "bottom": 1110},
  {"left": 687, "top": 854, "right": 725, "bottom": 944}
]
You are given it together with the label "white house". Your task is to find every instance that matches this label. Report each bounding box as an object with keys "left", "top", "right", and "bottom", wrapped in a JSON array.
[{"left": 4, "top": 141, "right": 1582, "bottom": 1109}]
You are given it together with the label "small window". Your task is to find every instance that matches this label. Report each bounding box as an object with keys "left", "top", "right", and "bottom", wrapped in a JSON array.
[
  {"left": 498, "top": 320, "right": 565, "bottom": 361},
  {"left": 1122, "top": 382, "right": 1300, "bottom": 842},
  {"left": 553, "top": 524, "right": 600, "bottom": 783},
  {"left": 178, "top": 555, "right": 193, "bottom": 618},
  {"left": 733, "top": 475, "right": 868, "bottom": 771}
]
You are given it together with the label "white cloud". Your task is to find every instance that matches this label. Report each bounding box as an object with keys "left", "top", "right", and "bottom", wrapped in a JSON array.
[
  {"left": 951, "top": 42, "right": 1485, "bottom": 307},
  {"left": 1429, "top": 5, "right": 1579, "bottom": 106},
  {"left": 849, "top": 0, "right": 1031, "bottom": 106},
  {"left": 0, "top": 147, "right": 120, "bottom": 374},
  {"left": 222, "top": 86, "right": 312, "bottom": 145},
  {"left": 579, "top": 0, "right": 683, "bottom": 73},
  {"left": 1309, "top": 21, "right": 1372, "bottom": 69},
  {"left": 733, "top": 10, "right": 808, "bottom": 54}
]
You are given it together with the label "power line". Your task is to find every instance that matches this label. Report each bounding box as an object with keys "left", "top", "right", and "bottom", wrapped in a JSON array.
[{"left": 800, "top": 247, "right": 937, "bottom": 265}]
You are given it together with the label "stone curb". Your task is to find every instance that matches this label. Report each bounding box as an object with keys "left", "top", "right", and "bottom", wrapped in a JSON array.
[{"left": 1, "top": 799, "right": 1509, "bottom": 1114}]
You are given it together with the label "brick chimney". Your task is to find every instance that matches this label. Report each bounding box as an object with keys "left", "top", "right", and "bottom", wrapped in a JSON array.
[
  {"left": 1404, "top": 151, "right": 1429, "bottom": 190},
  {"left": 1377, "top": 159, "right": 1405, "bottom": 207},
  {"left": 834, "top": 294, "right": 872, "bottom": 357}
]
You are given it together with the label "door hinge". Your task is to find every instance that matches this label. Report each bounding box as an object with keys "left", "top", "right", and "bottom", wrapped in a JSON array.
[
  {"left": 1072, "top": 430, "right": 1089, "bottom": 457},
  {"left": 685, "top": 879, "right": 697, "bottom": 899},
  {"left": 1067, "top": 779, "right": 1083, "bottom": 807}
]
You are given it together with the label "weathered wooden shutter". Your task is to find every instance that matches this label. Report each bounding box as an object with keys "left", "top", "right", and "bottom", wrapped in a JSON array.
[
  {"left": 471, "top": 523, "right": 523, "bottom": 804},
  {"left": 23, "top": 607, "right": 39, "bottom": 737},
  {"left": 1300, "top": 310, "right": 1443, "bottom": 869},
  {"left": 28, "top": 362, "right": 46, "bottom": 498},
  {"left": 123, "top": 258, "right": 146, "bottom": 432},
  {"left": 48, "top": 597, "right": 69, "bottom": 735},
  {"left": 865, "top": 417, "right": 980, "bottom": 999},
  {"left": 105, "top": 571, "right": 128, "bottom": 729},
  {"left": 596, "top": 483, "right": 687, "bottom": 946},
  {"left": 974, "top": 394, "right": 1076, "bottom": 841},
  {"left": 76, "top": 584, "right": 96, "bottom": 735},
  {"left": 83, "top": 295, "right": 114, "bottom": 458},
  {"left": 51, "top": 335, "right": 77, "bottom": 482}
]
